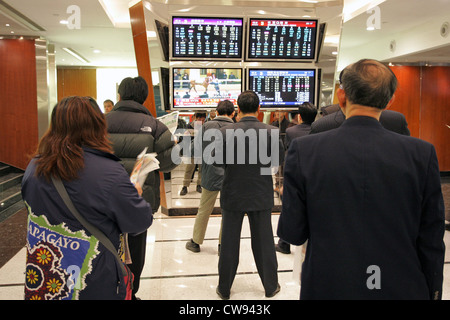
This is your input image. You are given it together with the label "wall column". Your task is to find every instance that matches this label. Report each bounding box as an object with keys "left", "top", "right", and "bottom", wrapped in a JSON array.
[
  {"left": 129, "top": 1, "right": 157, "bottom": 117},
  {"left": 129, "top": 1, "right": 167, "bottom": 209},
  {"left": 0, "top": 39, "right": 39, "bottom": 169}
]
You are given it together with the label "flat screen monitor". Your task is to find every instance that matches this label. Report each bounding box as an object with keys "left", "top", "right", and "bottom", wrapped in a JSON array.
[
  {"left": 171, "top": 16, "right": 243, "bottom": 60},
  {"left": 246, "top": 18, "right": 319, "bottom": 62},
  {"left": 155, "top": 20, "right": 169, "bottom": 62},
  {"left": 160, "top": 67, "right": 170, "bottom": 110},
  {"left": 315, "top": 23, "right": 327, "bottom": 63},
  {"left": 172, "top": 67, "right": 243, "bottom": 110},
  {"left": 247, "top": 68, "right": 317, "bottom": 110}
]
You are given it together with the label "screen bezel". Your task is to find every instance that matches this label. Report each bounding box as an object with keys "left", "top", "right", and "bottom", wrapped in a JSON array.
[
  {"left": 159, "top": 67, "right": 170, "bottom": 111},
  {"left": 154, "top": 19, "right": 169, "bottom": 62},
  {"left": 170, "top": 66, "right": 244, "bottom": 111},
  {"left": 246, "top": 67, "right": 318, "bottom": 111},
  {"left": 245, "top": 17, "right": 319, "bottom": 63},
  {"left": 169, "top": 15, "right": 244, "bottom": 61}
]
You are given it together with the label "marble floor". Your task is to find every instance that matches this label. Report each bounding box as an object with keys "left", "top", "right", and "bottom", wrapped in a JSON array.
[{"left": 1, "top": 211, "right": 450, "bottom": 300}]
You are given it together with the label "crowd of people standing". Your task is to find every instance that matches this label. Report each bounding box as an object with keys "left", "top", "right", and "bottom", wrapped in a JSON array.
[{"left": 22, "top": 58, "right": 445, "bottom": 300}]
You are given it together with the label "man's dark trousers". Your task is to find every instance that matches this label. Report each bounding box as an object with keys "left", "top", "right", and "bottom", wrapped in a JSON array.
[{"left": 218, "top": 209, "right": 278, "bottom": 296}]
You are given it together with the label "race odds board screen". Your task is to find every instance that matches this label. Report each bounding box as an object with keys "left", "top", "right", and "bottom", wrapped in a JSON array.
[
  {"left": 248, "top": 69, "right": 316, "bottom": 107},
  {"left": 247, "top": 18, "right": 318, "bottom": 61},
  {"left": 172, "top": 17, "right": 243, "bottom": 59}
]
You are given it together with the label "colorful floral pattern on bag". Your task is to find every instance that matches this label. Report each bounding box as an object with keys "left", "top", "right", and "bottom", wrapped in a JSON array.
[
  {"left": 25, "top": 242, "right": 69, "bottom": 300},
  {"left": 24, "top": 203, "right": 100, "bottom": 300}
]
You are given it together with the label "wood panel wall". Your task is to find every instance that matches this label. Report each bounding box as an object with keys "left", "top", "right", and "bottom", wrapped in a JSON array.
[
  {"left": 389, "top": 66, "right": 421, "bottom": 138},
  {"left": 420, "top": 67, "right": 450, "bottom": 171},
  {"left": 390, "top": 66, "right": 450, "bottom": 171},
  {"left": 0, "top": 39, "right": 38, "bottom": 169},
  {"left": 57, "top": 68, "right": 97, "bottom": 101}
]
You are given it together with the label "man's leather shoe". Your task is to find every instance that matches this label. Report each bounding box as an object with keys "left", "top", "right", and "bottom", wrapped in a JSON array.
[
  {"left": 186, "top": 239, "right": 200, "bottom": 253},
  {"left": 265, "top": 283, "right": 281, "bottom": 298},
  {"left": 216, "top": 287, "right": 230, "bottom": 300},
  {"left": 180, "top": 186, "right": 188, "bottom": 196}
]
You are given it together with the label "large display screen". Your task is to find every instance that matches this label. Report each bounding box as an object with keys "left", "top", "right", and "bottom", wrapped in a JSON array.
[
  {"left": 171, "top": 16, "right": 243, "bottom": 60},
  {"left": 247, "top": 68, "right": 317, "bottom": 109},
  {"left": 172, "top": 68, "right": 242, "bottom": 109},
  {"left": 246, "top": 18, "right": 318, "bottom": 61}
]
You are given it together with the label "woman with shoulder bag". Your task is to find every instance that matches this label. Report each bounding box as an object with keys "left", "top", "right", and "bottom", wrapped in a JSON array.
[{"left": 22, "top": 96, "right": 153, "bottom": 300}]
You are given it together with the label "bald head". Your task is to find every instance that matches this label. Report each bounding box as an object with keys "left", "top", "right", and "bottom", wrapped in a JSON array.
[{"left": 339, "top": 59, "right": 397, "bottom": 110}]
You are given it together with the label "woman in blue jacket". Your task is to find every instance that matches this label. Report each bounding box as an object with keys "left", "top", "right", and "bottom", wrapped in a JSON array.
[{"left": 22, "top": 96, "right": 153, "bottom": 300}]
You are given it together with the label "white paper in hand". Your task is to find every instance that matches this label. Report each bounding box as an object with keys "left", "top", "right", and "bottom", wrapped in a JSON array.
[{"left": 130, "top": 147, "right": 160, "bottom": 187}]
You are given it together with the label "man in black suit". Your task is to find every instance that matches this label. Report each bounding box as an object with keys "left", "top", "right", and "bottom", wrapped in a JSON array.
[
  {"left": 216, "top": 90, "right": 284, "bottom": 300},
  {"left": 276, "top": 102, "right": 318, "bottom": 255},
  {"left": 278, "top": 59, "right": 445, "bottom": 299},
  {"left": 285, "top": 102, "right": 318, "bottom": 149},
  {"left": 310, "top": 107, "right": 410, "bottom": 135}
]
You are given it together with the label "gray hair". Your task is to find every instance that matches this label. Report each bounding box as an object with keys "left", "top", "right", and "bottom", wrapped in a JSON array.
[{"left": 340, "top": 59, "right": 397, "bottom": 110}]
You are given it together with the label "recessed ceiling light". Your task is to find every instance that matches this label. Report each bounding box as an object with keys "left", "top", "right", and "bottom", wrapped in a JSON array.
[
  {"left": 60, "top": 20, "right": 68, "bottom": 25},
  {"left": 5, "top": 23, "right": 10, "bottom": 27},
  {"left": 93, "top": 49, "right": 101, "bottom": 53},
  {"left": 62, "top": 47, "right": 90, "bottom": 63},
  {"left": 10, "top": 31, "right": 14, "bottom": 34},
  {"left": 367, "top": 26, "right": 375, "bottom": 31},
  {"left": 332, "top": 51, "right": 338, "bottom": 55}
]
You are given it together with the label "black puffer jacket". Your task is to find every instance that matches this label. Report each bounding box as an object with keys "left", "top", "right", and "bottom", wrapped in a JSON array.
[{"left": 106, "top": 100, "right": 178, "bottom": 212}]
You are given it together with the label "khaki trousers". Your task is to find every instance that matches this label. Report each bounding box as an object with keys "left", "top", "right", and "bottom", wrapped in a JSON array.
[
  {"left": 183, "top": 163, "right": 202, "bottom": 187},
  {"left": 192, "top": 188, "right": 222, "bottom": 245}
]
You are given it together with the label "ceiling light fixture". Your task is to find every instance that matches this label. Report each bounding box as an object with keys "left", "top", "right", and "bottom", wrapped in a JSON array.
[
  {"left": 62, "top": 47, "right": 90, "bottom": 63},
  {"left": 59, "top": 20, "right": 69, "bottom": 25}
]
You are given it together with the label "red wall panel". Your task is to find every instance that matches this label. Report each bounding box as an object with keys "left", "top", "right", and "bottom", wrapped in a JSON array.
[
  {"left": 389, "top": 65, "right": 450, "bottom": 171},
  {"left": 0, "top": 39, "right": 38, "bottom": 170},
  {"left": 420, "top": 67, "right": 450, "bottom": 171},
  {"left": 57, "top": 68, "right": 97, "bottom": 101},
  {"left": 389, "top": 66, "right": 421, "bottom": 138}
]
